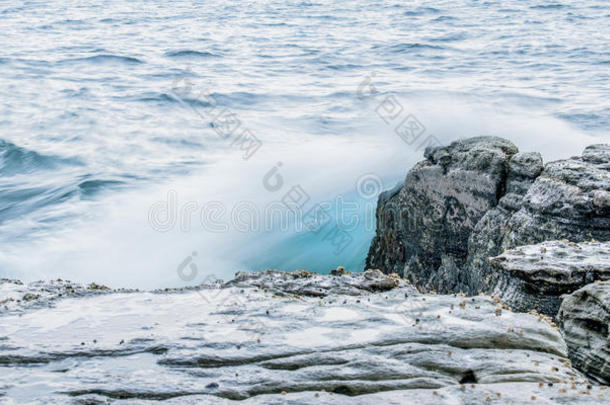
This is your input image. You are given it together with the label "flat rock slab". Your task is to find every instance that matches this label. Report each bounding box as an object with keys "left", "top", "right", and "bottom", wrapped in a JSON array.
[
  {"left": 0, "top": 272, "right": 605, "bottom": 403},
  {"left": 559, "top": 281, "right": 610, "bottom": 385},
  {"left": 77, "top": 384, "right": 610, "bottom": 404},
  {"left": 490, "top": 241, "right": 610, "bottom": 317}
]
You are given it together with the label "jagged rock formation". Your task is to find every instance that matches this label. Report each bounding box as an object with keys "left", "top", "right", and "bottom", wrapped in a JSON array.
[
  {"left": 1, "top": 270, "right": 606, "bottom": 403},
  {"left": 366, "top": 137, "right": 521, "bottom": 294},
  {"left": 366, "top": 138, "right": 610, "bottom": 296},
  {"left": 559, "top": 281, "right": 610, "bottom": 385},
  {"left": 468, "top": 142, "right": 610, "bottom": 294},
  {"left": 490, "top": 241, "right": 610, "bottom": 317}
]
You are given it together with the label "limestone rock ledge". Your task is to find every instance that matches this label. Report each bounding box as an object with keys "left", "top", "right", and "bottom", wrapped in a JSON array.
[
  {"left": 559, "top": 281, "right": 610, "bottom": 385},
  {"left": 490, "top": 241, "right": 610, "bottom": 317},
  {"left": 0, "top": 271, "right": 606, "bottom": 404}
]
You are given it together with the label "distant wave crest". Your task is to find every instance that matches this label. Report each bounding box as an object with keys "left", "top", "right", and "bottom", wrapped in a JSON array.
[
  {"left": 60, "top": 54, "right": 144, "bottom": 65},
  {"left": 164, "top": 50, "right": 219, "bottom": 59},
  {"left": 0, "top": 140, "right": 81, "bottom": 176}
]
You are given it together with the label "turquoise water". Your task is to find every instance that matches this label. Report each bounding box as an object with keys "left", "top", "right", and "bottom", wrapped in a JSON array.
[{"left": 0, "top": 0, "right": 608, "bottom": 287}]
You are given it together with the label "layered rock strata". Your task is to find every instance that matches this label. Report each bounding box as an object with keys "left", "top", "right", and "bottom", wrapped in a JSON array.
[
  {"left": 0, "top": 271, "right": 605, "bottom": 403},
  {"left": 559, "top": 281, "right": 610, "bottom": 385}
]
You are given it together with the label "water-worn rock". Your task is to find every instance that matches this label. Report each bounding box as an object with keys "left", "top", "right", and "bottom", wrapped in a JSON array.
[
  {"left": 558, "top": 281, "right": 610, "bottom": 385},
  {"left": 0, "top": 278, "right": 116, "bottom": 314},
  {"left": 1, "top": 271, "right": 604, "bottom": 404},
  {"left": 224, "top": 268, "right": 411, "bottom": 296},
  {"left": 490, "top": 241, "right": 610, "bottom": 317},
  {"left": 367, "top": 138, "right": 610, "bottom": 296}
]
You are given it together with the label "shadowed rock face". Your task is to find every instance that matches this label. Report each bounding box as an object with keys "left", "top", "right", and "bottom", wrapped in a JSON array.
[
  {"left": 0, "top": 271, "right": 605, "bottom": 404},
  {"left": 366, "top": 136, "right": 520, "bottom": 294},
  {"left": 490, "top": 241, "right": 610, "bottom": 317},
  {"left": 559, "top": 281, "right": 610, "bottom": 385},
  {"left": 367, "top": 138, "right": 610, "bottom": 296}
]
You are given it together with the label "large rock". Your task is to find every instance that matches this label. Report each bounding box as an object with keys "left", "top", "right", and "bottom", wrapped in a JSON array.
[
  {"left": 559, "top": 281, "right": 610, "bottom": 385},
  {"left": 367, "top": 139, "right": 610, "bottom": 296},
  {"left": 366, "top": 136, "right": 520, "bottom": 294},
  {"left": 467, "top": 143, "right": 610, "bottom": 293},
  {"left": 490, "top": 241, "right": 610, "bottom": 317},
  {"left": 0, "top": 271, "right": 605, "bottom": 404}
]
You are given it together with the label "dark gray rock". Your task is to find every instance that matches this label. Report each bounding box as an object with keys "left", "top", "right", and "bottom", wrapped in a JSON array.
[
  {"left": 467, "top": 143, "right": 610, "bottom": 294},
  {"left": 367, "top": 138, "right": 610, "bottom": 296},
  {"left": 366, "top": 136, "right": 520, "bottom": 293},
  {"left": 558, "top": 281, "right": 610, "bottom": 385},
  {"left": 490, "top": 241, "right": 610, "bottom": 317}
]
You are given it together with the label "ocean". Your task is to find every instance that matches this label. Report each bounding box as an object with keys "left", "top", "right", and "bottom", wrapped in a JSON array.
[{"left": 0, "top": 0, "right": 608, "bottom": 288}]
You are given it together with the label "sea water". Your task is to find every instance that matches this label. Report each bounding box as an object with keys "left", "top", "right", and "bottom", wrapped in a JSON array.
[{"left": 0, "top": 0, "right": 608, "bottom": 288}]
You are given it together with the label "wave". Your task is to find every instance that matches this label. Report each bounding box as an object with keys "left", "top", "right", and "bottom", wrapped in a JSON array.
[
  {"left": 134, "top": 92, "right": 216, "bottom": 110},
  {"left": 404, "top": 7, "right": 441, "bottom": 16},
  {"left": 0, "top": 174, "right": 130, "bottom": 228},
  {"left": 530, "top": 4, "right": 566, "bottom": 10},
  {"left": 386, "top": 43, "right": 446, "bottom": 53},
  {"left": 0, "top": 140, "right": 82, "bottom": 176},
  {"left": 428, "top": 32, "right": 468, "bottom": 42},
  {"left": 164, "top": 50, "right": 219, "bottom": 59},
  {"left": 431, "top": 15, "right": 457, "bottom": 22},
  {"left": 59, "top": 54, "right": 144, "bottom": 65},
  {"left": 78, "top": 179, "right": 126, "bottom": 197}
]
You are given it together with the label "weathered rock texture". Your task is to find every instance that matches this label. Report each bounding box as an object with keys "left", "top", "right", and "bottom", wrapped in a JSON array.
[
  {"left": 490, "top": 241, "right": 610, "bottom": 317},
  {"left": 225, "top": 268, "right": 410, "bottom": 296},
  {"left": 559, "top": 281, "right": 610, "bottom": 385},
  {"left": 367, "top": 138, "right": 610, "bottom": 297},
  {"left": 0, "top": 278, "right": 116, "bottom": 314},
  {"left": 367, "top": 137, "right": 521, "bottom": 294},
  {"left": 1, "top": 271, "right": 606, "bottom": 404}
]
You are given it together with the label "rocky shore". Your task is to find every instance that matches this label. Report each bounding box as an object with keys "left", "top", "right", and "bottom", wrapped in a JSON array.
[
  {"left": 1, "top": 270, "right": 609, "bottom": 404},
  {"left": 366, "top": 136, "right": 609, "bottom": 387},
  {"left": 1, "top": 136, "right": 608, "bottom": 403}
]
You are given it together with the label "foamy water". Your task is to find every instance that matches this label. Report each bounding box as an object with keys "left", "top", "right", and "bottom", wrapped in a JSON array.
[{"left": 0, "top": 0, "right": 608, "bottom": 287}]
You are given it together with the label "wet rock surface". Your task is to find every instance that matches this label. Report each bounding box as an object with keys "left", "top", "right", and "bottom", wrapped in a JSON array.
[
  {"left": 559, "top": 281, "right": 610, "bottom": 385},
  {"left": 490, "top": 241, "right": 610, "bottom": 317},
  {"left": 0, "top": 278, "right": 116, "bottom": 314},
  {"left": 1, "top": 271, "right": 607, "bottom": 404},
  {"left": 224, "top": 268, "right": 412, "bottom": 296},
  {"left": 366, "top": 138, "right": 610, "bottom": 297}
]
